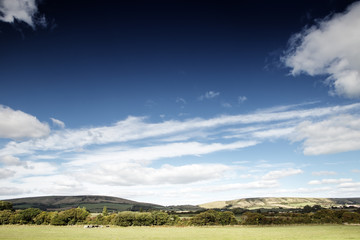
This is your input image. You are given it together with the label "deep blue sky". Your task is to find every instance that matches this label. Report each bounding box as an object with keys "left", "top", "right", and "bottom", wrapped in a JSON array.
[{"left": 0, "top": 0, "right": 360, "bottom": 205}]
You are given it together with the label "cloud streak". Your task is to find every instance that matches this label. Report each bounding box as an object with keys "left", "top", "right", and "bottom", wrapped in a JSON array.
[{"left": 1, "top": 102, "right": 360, "bottom": 202}]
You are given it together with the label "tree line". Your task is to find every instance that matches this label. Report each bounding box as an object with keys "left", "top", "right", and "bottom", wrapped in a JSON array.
[{"left": 1, "top": 200, "right": 359, "bottom": 226}]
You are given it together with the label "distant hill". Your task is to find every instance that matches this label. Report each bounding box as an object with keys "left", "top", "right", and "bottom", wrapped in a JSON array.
[
  {"left": 5, "top": 195, "right": 164, "bottom": 213},
  {"left": 5, "top": 195, "right": 205, "bottom": 213},
  {"left": 199, "top": 197, "right": 360, "bottom": 210}
]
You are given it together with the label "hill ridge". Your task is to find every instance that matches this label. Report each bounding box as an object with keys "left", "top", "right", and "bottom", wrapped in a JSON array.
[{"left": 199, "top": 197, "right": 360, "bottom": 209}]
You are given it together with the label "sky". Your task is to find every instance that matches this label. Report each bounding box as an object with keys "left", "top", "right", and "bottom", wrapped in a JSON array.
[{"left": 0, "top": 0, "right": 360, "bottom": 206}]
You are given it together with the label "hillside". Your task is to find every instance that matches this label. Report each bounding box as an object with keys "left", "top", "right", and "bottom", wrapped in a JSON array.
[
  {"left": 5, "top": 195, "right": 164, "bottom": 213},
  {"left": 199, "top": 197, "right": 360, "bottom": 210}
]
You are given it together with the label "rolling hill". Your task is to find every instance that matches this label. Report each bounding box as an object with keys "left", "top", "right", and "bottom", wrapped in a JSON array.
[
  {"left": 199, "top": 197, "right": 360, "bottom": 209},
  {"left": 5, "top": 195, "right": 164, "bottom": 213},
  {"left": 5, "top": 196, "right": 360, "bottom": 213}
]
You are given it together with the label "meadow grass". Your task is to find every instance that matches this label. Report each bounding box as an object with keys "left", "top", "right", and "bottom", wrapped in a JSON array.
[{"left": 0, "top": 225, "right": 360, "bottom": 240}]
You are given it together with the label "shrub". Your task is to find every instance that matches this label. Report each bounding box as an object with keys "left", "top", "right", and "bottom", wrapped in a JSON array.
[
  {"left": 151, "top": 211, "right": 169, "bottom": 226},
  {"left": 133, "top": 212, "right": 153, "bottom": 226},
  {"left": 112, "top": 212, "right": 135, "bottom": 227}
]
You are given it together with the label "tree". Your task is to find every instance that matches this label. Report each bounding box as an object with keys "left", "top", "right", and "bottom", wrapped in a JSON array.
[
  {"left": 151, "top": 211, "right": 169, "bottom": 226},
  {"left": 0, "top": 210, "right": 13, "bottom": 225},
  {"left": 50, "top": 207, "right": 89, "bottom": 226},
  {"left": 133, "top": 212, "right": 153, "bottom": 226},
  {"left": 102, "top": 206, "right": 108, "bottom": 216},
  {"left": 342, "top": 212, "right": 360, "bottom": 224},
  {"left": 242, "top": 212, "right": 265, "bottom": 225},
  {"left": 112, "top": 212, "right": 135, "bottom": 227},
  {"left": 0, "top": 201, "right": 13, "bottom": 211},
  {"left": 191, "top": 210, "right": 217, "bottom": 226},
  {"left": 217, "top": 211, "right": 238, "bottom": 225},
  {"left": 18, "top": 208, "right": 42, "bottom": 224},
  {"left": 34, "top": 211, "right": 55, "bottom": 225}
]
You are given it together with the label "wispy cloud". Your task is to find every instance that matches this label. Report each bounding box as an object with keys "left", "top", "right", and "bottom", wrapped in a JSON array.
[
  {"left": 176, "top": 97, "right": 186, "bottom": 104},
  {"left": 283, "top": 2, "right": 360, "bottom": 98},
  {"left": 198, "top": 91, "right": 220, "bottom": 100},
  {"left": 312, "top": 171, "right": 337, "bottom": 176},
  {"left": 238, "top": 96, "right": 247, "bottom": 103},
  {"left": 50, "top": 118, "right": 65, "bottom": 128},
  {"left": 1, "top": 102, "right": 360, "bottom": 200},
  {"left": 308, "top": 178, "right": 352, "bottom": 185}
]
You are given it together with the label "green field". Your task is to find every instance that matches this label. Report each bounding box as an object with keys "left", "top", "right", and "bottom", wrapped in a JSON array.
[{"left": 0, "top": 225, "right": 359, "bottom": 240}]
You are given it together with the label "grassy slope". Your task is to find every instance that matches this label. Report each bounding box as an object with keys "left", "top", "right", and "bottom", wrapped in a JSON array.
[
  {"left": 199, "top": 197, "right": 360, "bottom": 209},
  {"left": 1, "top": 225, "right": 360, "bottom": 240},
  {"left": 6, "top": 195, "right": 163, "bottom": 212}
]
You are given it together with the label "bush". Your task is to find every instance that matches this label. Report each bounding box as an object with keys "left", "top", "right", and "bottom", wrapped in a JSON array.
[
  {"left": 242, "top": 212, "right": 265, "bottom": 225},
  {"left": 151, "top": 211, "right": 169, "bottom": 226},
  {"left": 34, "top": 211, "right": 55, "bottom": 225},
  {"left": 133, "top": 212, "right": 153, "bottom": 226},
  {"left": 342, "top": 212, "right": 360, "bottom": 224},
  {"left": 0, "top": 201, "right": 13, "bottom": 211},
  {"left": 191, "top": 210, "right": 217, "bottom": 226},
  {"left": 112, "top": 212, "right": 135, "bottom": 227},
  {"left": 17, "top": 208, "right": 42, "bottom": 224},
  {"left": 0, "top": 210, "right": 14, "bottom": 225},
  {"left": 50, "top": 207, "right": 89, "bottom": 226}
]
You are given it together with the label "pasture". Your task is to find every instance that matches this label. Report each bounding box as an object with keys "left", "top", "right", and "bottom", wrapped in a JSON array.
[{"left": 0, "top": 225, "right": 360, "bottom": 240}]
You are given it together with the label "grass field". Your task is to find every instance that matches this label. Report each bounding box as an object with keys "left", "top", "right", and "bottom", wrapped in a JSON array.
[{"left": 0, "top": 225, "right": 360, "bottom": 240}]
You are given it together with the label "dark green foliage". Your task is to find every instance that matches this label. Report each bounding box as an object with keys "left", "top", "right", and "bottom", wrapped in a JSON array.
[
  {"left": 313, "top": 209, "right": 341, "bottom": 224},
  {"left": 191, "top": 210, "right": 237, "bottom": 226},
  {"left": 0, "top": 201, "right": 13, "bottom": 211},
  {"left": 16, "top": 208, "right": 42, "bottom": 224},
  {"left": 133, "top": 212, "right": 153, "bottom": 226},
  {"left": 50, "top": 214, "right": 67, "bottom": 226},
  {"left": 50, "top": 207, "right": 89, "bottom": 225},
  {"left": 342, "top": 212, "right": 360, "bottom": 223},
  {"left": 242, "top": 212, "right": 265, "bottom": 225},
  {"left": 151, "top": 211, "right": 169, "bottom": 225},
  {"left": 102, "top": 206, "right": 108, "bottom": 216},
  {"left": 217, "top": 211, "right": 238, "bottom": 225},
  {"left": 34, "top": 211, "right": 56, "bottom": 225},
  {"left": 0, "top": 204, "right": 359, "bottom": 226},
  {"left": 112, "top": 211, "right": 136, "bottom": 227},
  {"left": 0, "top": 210, "right": 13, "bottom": 225},
  {"left": 191, "top": 210, "right": 217, "bottom": 225}
]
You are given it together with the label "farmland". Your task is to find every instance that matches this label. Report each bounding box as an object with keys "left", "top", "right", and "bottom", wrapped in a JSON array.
[{"left": 0, "top": 225, "right": 360, "bottom": 240}]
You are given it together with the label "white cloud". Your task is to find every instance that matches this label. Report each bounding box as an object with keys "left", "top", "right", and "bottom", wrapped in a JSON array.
[
  {"left": 0, "top": 187, "right": 28, "bottom": 196},
  {"left": 199, "top": 91, "right": 220, "bottom": 100},
  {"left": 283, "top": 2, "right": 360, "bottom": 98},
  {"left": 252, "top": 127, "right": 294, "bottom": 139},
  {"left": 0, "top": 0, "right": 39, "bottom": 28},
  {"left": 308, "top": 178, "right": 352, "bottom": 185},
  {"left": 1, "top": 103, "right": 359, "bottom": 159},
  {"left": 0, "top": 155, "right": 24, "bottom": 166},
  {"left": 338, "top": 182, "right": 360, "bottom": 188},
  {"left": 66, "top": 141, "right": 258, "bottom": 167},
  {"left": 312, "top": 171, "right": 337, "bottom": 176},
  {"left": 0, "top": 168, "right": 15, "bottom": 179},
  {"left": 50, "top": 118, "right": 65, "bottom": 128},
  {"left": 0, "top": 105, "right": 50, "bottom": 139},
  {"left": 78, "top": 163, "right": 230, "bottom": 186},
  {"left": 291, "top": 114, "right": 360, "bottom": 155},
  {"left": 262, "top": 168, "right": 303, "bottom": 180}
]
